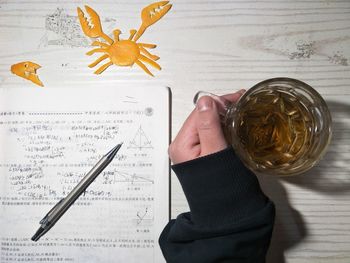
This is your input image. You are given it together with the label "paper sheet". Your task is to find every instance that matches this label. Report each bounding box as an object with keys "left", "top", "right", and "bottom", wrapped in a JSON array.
[{"left": 0, "top": 86, "right": 170, "bottom": 263}]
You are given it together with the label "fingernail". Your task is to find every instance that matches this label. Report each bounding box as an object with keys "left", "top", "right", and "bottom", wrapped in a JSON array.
[
  {"left": 197, "top": 97, "right": 213, "bottom": 112},
  {"left": 238, "top": 89, "right": 246, "bottom": 94}
]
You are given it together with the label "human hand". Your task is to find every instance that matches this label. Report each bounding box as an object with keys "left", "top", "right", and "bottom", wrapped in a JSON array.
[{"left": 169, "top": 90, "right": 245, "bottom": 164}]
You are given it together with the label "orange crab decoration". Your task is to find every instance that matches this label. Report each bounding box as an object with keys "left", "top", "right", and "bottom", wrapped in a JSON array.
[
  {"left": 10, "top": 61, "right": 44, "bottom": 87},
  {"left": 77, "top": 1, "right": 172, "bottom": 76}
]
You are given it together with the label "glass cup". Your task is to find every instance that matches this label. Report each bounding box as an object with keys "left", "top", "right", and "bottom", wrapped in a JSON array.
[{"left": 194, "top": 77, "right": 332, "bottom": 176}]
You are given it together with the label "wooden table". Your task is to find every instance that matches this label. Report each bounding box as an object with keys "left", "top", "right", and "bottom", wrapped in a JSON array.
[{"left": 1, "top": 1, "right": 349, "bottom": 262}]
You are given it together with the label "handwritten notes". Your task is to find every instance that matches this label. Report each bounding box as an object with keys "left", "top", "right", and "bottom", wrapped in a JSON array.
[{"left": 0, "top": 86, "right": 170, "bottom": 263}]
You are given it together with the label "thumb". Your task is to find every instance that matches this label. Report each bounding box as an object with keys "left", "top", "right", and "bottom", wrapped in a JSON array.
[{"left": 196, "top": 96, "right": 228, "bottom": 156}]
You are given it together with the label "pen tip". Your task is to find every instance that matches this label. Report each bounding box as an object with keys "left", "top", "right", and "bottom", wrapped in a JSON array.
[
  {"left": 106, "top": 143, "right": 122, "bottom": 160},
  {"left": 31, "top": 227, "right": 45, "bottom": 242}
]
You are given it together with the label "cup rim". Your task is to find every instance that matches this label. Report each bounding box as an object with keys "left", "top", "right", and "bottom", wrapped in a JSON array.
[{"left": 231, "top": 77, "right": 333, "bottom": 176}]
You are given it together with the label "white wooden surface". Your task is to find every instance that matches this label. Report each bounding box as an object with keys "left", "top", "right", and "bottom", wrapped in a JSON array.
[{"left": 1, "top": 0, "right": 350, "bottom": 262}]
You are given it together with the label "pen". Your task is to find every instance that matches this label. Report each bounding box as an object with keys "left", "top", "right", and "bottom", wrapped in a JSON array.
[{"left": 31, "top": 143, "right": 123, "bottom": 242}]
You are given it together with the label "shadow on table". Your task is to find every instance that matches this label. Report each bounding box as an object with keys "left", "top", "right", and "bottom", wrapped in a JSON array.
[
  {"left": 258, "top": 100, "right": 350, "bottom": 262},
  {"left": 258, "top": 175, "right": 306, "bottom": 263},
  {"left": 283, "top": 101, "right": 350, "bottom": 194}
]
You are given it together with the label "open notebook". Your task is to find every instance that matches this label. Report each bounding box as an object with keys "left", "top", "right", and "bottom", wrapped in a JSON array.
[{"left": 0, "top": 86, "right": 170, "bottom": 263}]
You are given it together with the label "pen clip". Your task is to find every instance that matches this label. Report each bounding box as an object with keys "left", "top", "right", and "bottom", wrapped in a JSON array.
[{"left": 39, "top": 198, "right": 64, "bottom": 225}]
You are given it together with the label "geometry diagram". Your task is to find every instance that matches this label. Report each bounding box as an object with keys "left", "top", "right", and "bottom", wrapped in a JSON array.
[
  {"left": 128, "top": 125, "right": 153, "bottom": 151},
  {"left": 133, "top": 207, "right": 154, "bottom": 226},
  {"left": 77, "top": 1, "right": 172, "bottom": 76},
  {"left": 110, "top": 171, "right": 154, "bottom": 185}
]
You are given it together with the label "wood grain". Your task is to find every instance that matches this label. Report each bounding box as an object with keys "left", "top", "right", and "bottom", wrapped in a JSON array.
[{"left": 0, "top": 0, "right": 349, "bottom": 262}]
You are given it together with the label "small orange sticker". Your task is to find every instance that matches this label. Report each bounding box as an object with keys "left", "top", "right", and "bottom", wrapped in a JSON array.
[
  {"left": 77, "top": 1, "right": 172, "bottom": 76},
  {"left": 11, "top": 61, "right": 44, "bottom": 87}
]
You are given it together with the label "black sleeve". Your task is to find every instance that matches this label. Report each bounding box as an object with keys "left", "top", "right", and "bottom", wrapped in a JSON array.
[{"left": 159, "top": 147, "right": 275, "bottom": 263}]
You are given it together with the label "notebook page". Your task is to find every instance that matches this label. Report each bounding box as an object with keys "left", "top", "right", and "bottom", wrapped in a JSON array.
[{"left": 0, "top": 86, "right": 170, "bottom": 263}]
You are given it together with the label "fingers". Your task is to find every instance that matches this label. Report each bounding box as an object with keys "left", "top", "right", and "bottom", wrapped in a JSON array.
[
  {"left": 196, "top": 96, "right": 227, "bottom": 156},
  {"left": 168, "top": 89, "right": 247, "bottom": 164},
  {"left": 168, "top": 109, "right": 199, "bottom": 164},
  {"left": 175, "top": 89, "right": 245, "bottom": 140},
  {"left": 221, "top": 89, "right": 246, "bottom": 103}
]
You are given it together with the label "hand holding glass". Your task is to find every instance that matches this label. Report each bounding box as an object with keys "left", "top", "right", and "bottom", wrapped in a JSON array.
[{"left": 194, "top": 78, "right": 332, "bottom": 176}]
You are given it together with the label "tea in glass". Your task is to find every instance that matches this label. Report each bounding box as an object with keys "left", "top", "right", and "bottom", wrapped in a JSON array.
[{"left": 196, "top": 78, "right": 332, "bottom": 176}]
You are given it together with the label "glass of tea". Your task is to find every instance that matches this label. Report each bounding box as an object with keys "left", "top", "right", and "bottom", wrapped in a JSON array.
[{"left": 194, "top": 77, "right": 332, "bottom": 176}]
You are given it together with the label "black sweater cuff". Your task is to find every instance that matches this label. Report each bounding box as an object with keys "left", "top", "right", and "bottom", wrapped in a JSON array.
[{"left": 172, "top": 147, "right": 268, "bottom": 227}]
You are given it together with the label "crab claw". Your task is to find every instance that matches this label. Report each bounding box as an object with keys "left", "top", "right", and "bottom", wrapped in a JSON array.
[
  {"left": 141, "top": 1, "right": 172, "bottom": 27},
  {"left": 77, "top": 5, "right": 113, "bottom": 44},
  {"left": 133, "top": 1, "right": 172, "bottom": 41},
  {"left": 77, "top": 6, "right": 102, "bottom": 38},
  {"left": 11, "top": 61, "right": 44, "bottom": 87}
]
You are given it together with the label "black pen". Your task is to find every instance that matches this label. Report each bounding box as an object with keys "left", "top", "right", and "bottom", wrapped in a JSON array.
[{"left": 31, "top": 143, "right": 123, "bottom": 242}]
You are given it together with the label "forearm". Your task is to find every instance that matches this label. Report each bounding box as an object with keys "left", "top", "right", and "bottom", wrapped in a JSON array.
[{"left": 159, "top": 147, "right": 275, "bottom": 263}]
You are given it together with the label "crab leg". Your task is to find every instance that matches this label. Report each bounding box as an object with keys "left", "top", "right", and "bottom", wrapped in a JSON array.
[
  {"left": 138, "top": 43, "right": 157, "bottom": 48},
  {"left": 92, "top": 41, "right": 109, "bottom": 48},
  {"left": 139, "top": 46, "right": 159, "bottom": 61},
  {"left": 86, "top": 48, "right": 106, "bottom": 56},
  {"left": 135, "top": 60, "right": 154, "bottom": 77},
  {"left": 113, "top": 29, "right": 121, "bottom": 42},
  {"left": 129, "top": 29, "right": 137, "bottom": 40},
  {"left": 139, "top": 54, "right": 161, "bottom": 70},
  {"left": 88, "top": 54, "right": 109, "bottom": 68},
  {"left": 94, "top": 61, "right": 113, "bottom": 74}
]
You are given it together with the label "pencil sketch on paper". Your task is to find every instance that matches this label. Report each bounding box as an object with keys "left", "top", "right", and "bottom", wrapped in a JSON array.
[
  {"left": 128, "top": 125, "right": 153, "bottom": 150},
  {"left": 289, "top": 41, "right": 316, "bottom": 59},
  {"left": 289, "top": 41, "right": 349, "bottom": 66},
  {"left": 77, "top": 1, "right": 172, "bottom": 76},
  {"left": 38, "top": 8, "right": 90, "bottom": 48},
  {"left": 328, "top": 52, "right": 348, "bottom": 66}
]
